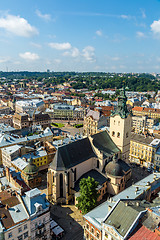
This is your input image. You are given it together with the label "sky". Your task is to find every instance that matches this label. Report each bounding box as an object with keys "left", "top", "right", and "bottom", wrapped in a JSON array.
[{"left": 1, "top": 0, "right": 160, "bottom": 72}]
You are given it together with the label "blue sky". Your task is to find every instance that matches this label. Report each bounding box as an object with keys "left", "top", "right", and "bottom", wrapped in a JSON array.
[{"left": 1, "top": 0, "right": 160, "bottom": 72}]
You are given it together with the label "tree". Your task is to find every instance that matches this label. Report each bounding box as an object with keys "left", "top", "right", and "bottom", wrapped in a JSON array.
[{"left": 76, "top": 176, "right": 99, "bottom": 214}]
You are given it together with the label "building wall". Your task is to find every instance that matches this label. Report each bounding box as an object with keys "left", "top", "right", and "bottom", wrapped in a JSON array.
[
  {"left": 83, "top": 116, "right": 98, "bottom": 136},
  {"left": 132, "top": 115, "right": 158, "bottom": 133},
  {"left": 84, "top": 220, "right": 102, "bottom": 240},
  {"left": 30, "top": 211, "right": 50, "bottom": 240},
  {"left": 47, "top": 157, "right": 98, "bottom": 203},
  {"left": 132, "top": 109, "right": 160, "bottom": 119},
  {"left": 5, "top": 220, "right": 30, "bottom": 240},
  {"left": 129, "top": 140, "right": 154, "bottom": 167},
  {"left": 110, "top": 114, "right": 132, "bottom": 162}
]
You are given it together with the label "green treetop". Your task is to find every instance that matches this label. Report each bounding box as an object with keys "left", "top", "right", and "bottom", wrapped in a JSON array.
[{"left": 76, "top": 176, "right": 99, "bottom": 214}]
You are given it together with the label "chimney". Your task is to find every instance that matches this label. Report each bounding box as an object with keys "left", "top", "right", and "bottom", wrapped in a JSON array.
[
  {"left": 5, "top": 204, "right": 9, "bottom": 210},
  {"left": 136, "top": 202, "right": 140, "bottom": 207},
  {"left": 125, "top": 202, "right": 129, "bottom": 206}
]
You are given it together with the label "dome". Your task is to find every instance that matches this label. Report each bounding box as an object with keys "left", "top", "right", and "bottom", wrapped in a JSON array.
[
  {"left": 23, "top": 158, "right": 39, "bottom": 175},
  {"left": 106, "top": 160, "right": 124, "bottom": 177}
]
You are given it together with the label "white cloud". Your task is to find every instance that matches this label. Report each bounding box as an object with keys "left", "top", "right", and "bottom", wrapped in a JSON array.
[
  {"left": 0, "top": 56, "right": 10, "bottom": 63},
  {"left": 63, "top": 47, "right": 80, "bottom": 58},
  {"left": 19, "top": 52, "right": 40, "bottom": 61},
  {"left": 35, "top": 10, "right": 51, "bottom": 21},
  {"left": 140, "top": 9, "right": 146, "bottom": 19},
  {"left": 30, "top": 42, "right": 42, "bottom": 48},
  {"left": 120, "top": 15, "right": 130, "bottom": 19},
  {"left": 136, "top": 31, "right": 146, "bottom": 38},
  {"left": 54, "top": 59, "right": 61, "bottom": 64},
  {"left": 111, "top": 57, "right": 120, "bottom": 61},
  {"left": 82, "top": 46, "right": 95, "bottom": 62},
  {"left": 0, "top": 14, "right": 38, "bottom": 37},
  {"left": 151, "top": 20, "right": 160, "bottom": 35},
  {"left": 49, "top": 42, "right": 71, "bottom": 50},
  {"left": 96, "top": 30, "right": 102, "bottom": 36}
]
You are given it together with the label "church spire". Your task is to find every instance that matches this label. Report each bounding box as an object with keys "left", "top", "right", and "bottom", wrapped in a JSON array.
[{"left": 111, "top": 81, "right": 130, "bottom": 119}]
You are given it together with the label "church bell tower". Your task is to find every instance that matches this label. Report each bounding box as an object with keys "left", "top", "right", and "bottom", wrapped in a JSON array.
[{"left": 110, "top": 82, "right": 132, "bottom": 162}]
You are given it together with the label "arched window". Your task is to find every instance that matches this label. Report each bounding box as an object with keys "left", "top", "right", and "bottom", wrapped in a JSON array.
[
  {"left": 112, "top": 131, "right": 115, "bottom": 137},
  {"left": 60, "top": 173, "right": 63, "bottom": 197},
  {"left": 67, "top": 172, "right": 70, "bottom": 194},
  {"left": 117, "top": 132, "right": 120, "bottom": 138},
  {"left": 74, "top": 168, "right": 77, "bottom": 182},
  {"left": 97, "top": 160, "right": 99, "bottom": 169}
]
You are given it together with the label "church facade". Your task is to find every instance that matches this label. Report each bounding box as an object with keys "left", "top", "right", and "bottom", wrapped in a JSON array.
[
  {"left": 47, "top": 85, "right": 132, "bottom": 204},
  {"left": 47, "top": 131, "right": 131, "bottom": 204}
]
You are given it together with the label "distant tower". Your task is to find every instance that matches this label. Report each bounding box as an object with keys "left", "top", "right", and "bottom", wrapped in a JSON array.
[{"left": 110, "top": 82, "right": 132, "bottom": 162}]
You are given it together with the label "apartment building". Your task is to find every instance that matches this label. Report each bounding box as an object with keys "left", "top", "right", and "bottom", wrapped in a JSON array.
[
  {"left": 52, "top": 103, "right": 74, "bottom": 120},
  {"left": 13, "top": 111, "right": 51, "bottom": 129},
  {"left": 83, "top": 173, "right": 160, "bottom": 240},
  {"left": 132, "top": 106, "right": 160, "bottom": 118},
  {"left": 132, "top": 115, "right": 158, "bottom": 133},
  {"left": 129, "top": 133, "right": 160, "bottom": 167},
  {"left": 0, "top": 127, "right": 53, "bottom": 164},
  {"left": 0, "top": 115, "right": 13, "bottom": 126},
  {"left": 15, "top": 100, "right": 45, "bottom": 113},
  {"left": 13, "top": 112, "right": 30, "bottom": 129},
  {"left": 83, "top": 109, "right": 108, "bottom": 136},
  {"left": 0, "top": 188, "right": 50, "bottom": 240},
  {"left": 2, "top": 143, "right": 55, "bottom": 172}
]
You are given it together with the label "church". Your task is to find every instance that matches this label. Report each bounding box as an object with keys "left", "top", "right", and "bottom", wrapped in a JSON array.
[{"left": 47, "top": 85, "right": 132, "bottom": 204}]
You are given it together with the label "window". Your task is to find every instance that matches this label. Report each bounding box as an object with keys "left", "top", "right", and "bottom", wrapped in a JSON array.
[
  {"left": 126, "top": 132, "right": 128, "bottom": 138},
  {"left": 86, "top": 223, "right": 89, "bottom": 229},
  {"left": 97, "top": 160, "right": 99, "bottom": 169},
  {"left": 112, "top": 131, "right": 115, "bottom": 137},
  {"left": 74, "top": 168, "right": 77, "bottom": 182},
  {"left": 118, "top": 121, "right": 120, "bottom": 126},
  {"left": 97, "top": 232, "right": 100, "bottom": 238},
  {"left": 91, "top": 227, "right": 94, "bottom": 234},
  {"left": 18, "top": 227, "right": 22, "bottom": 233},
  {"left": 24, "top": 232, "right": 28, "bottom": 239},
  {"left": 105, "top": 232, "right": 108, "bottom": 237},
  {"left": 18, "top": 235, "right": 23, "bottom": 240},
  {"left": 114, "top": 120, "right": 116, "bottom": 125},
  {"left": 117, "top": 132, "right": 120, "bottom": 138},
  {"left": 8, "top": 232, "right": 12, "bottom": 238},
  {"left": 24, "top": 224, "right": 27, "bottom": 230}
]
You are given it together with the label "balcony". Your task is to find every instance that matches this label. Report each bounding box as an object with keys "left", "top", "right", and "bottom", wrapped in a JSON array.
[
  {"left": 36, "top": 229, "right": 46, "bottom": 238},
  {"left": 38, "top": 223, "right": 45, "bottom": 229}
]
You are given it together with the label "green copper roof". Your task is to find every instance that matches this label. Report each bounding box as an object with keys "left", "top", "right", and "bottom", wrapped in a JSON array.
[
  {"left": 92, "top": 131, "right": 120, "bottom": 157},
  {"left": 23, "top": 158, "right": 39, "bottom": 175},
  {"left": 111, "top": 82, "right": 130, "bottom": 119}
]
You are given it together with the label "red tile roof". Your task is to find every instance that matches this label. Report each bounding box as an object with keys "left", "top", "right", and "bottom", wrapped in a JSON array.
[
  {"left": 129, "top": 225, "right": 160, "bottom": 240},
  {"left": 132, "top": 106, "right": 160, "bottom": 113}
]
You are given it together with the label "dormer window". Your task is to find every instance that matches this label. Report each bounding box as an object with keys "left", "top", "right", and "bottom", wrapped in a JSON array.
[{"left": 34, "top": 203, "right": 43, "bottom": 213}]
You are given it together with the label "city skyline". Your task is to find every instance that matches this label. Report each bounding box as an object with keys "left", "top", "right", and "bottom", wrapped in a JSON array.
[{"left": 1, "top": 0, "right": 160, "bottom": 72}]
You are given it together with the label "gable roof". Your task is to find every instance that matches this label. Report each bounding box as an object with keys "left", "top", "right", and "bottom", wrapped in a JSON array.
[
  {"left": 129, "top": 225, "right": 160, "bottom": 240},
  {"left": 49, "top": 137, "right": 96, "bottom": 171},
  {"left": 91, "top": 131, "right": 120, "bottom": 157},
  {"left": 104, "top": 201, "right": 147, "bottom": 237}
]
